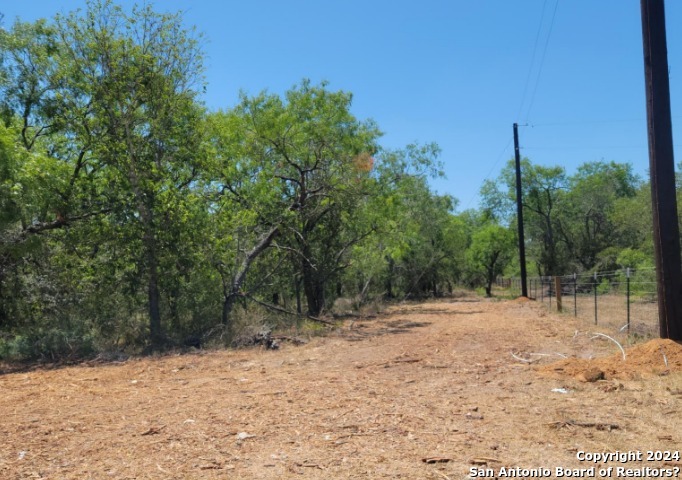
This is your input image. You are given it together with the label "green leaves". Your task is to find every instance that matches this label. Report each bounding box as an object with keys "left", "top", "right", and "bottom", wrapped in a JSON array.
[
  {"left": 0, "top": 4, "right": 472, "bottom": 356},
  {"left": 479, "top": 154, "right": 653, "bottom": 281}
]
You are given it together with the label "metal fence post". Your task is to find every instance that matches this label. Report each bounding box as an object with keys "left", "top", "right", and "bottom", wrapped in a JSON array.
[
  {"left": 573, "top": 273, "right": 577, "bottom": 317},
  {"left": 627, "top": 268, "right": 631, "bottom": 334},
  {"left": 594, "top": 271, "right": 598, "bottom": 325},
  {"left": 549, "top": 276, "right": 552, "bottom": 310}
]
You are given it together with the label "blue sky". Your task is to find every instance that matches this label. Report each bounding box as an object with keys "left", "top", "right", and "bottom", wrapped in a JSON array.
[{"left": 4, "top": 1, "right": 681, "bottom": 211}]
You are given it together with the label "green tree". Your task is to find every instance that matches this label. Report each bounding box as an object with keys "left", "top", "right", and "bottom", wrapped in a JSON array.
[
  {"left": 60, "top": 1, "right": 205, "bottom": 347},
  {"left": 558, "top": 161, "right": 641, "bottom": 270},
  {"left": 350, "top": 143, "right": 465, "bottom": 300},
  {"left": 0, "top": 0, "right": 207, "bottom": 349},
  {"left": 466, "top": 223, "right": 515, "bottom": 297},
  {"left": 481, "top": 158, "right": 568, "bottom": 276},
  {"left": 206, "top": 81, "right": 381, "bottom": 320}
]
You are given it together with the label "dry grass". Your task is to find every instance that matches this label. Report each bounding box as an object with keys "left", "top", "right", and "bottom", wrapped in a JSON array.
[
  {"left": 1, "top": 294, "right": 681, "bottom": 479},
  {"left": 535, "top": 292, "right": 659, "bottom": 340}
]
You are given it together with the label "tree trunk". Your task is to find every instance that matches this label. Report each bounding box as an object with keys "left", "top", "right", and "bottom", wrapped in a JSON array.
[
  {"left": 302, "top": 263, "right": 325, "bottom": 316},
  {"left": 485, "top": 262, "right": 496, "bottom": 298},
  {"left": 148, "top": 255, "right": 162, "bottom": 347},
  {"left": 141, "top": 215, "right": 163, "bottom": 348},
  {"left": 220, "top": 225, "right": 279, "bottom": 330},
  {"left": 222, "top": 294, "right": 236, "bottom": 327},
  {"left": 123, "top": 134, "right": 165, "bottom": 349},
  {"left": 0, "top": 268, "right": 7, "bottom": 327},
  {"left": 385, "top": 256, "right": 395, "bottom": 299},
  {"left": 295, "top": 276, "right": 302, "bottom": 314}
]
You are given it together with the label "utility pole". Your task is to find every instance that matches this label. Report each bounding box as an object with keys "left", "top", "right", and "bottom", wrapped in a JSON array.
[
  {"left": 640, "top": 0, "right": 682, "bottom": 340},
  {"left": 513, "top": 123, "right": 528, "bottom": 298}
]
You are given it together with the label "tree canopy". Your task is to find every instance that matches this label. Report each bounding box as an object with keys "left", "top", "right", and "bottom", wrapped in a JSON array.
[
  {"left": 0, "top": 0, "right": 667, "bottom": 361},
  {"left": 0, "top": 1, "right": 464, "bottom": 359}
]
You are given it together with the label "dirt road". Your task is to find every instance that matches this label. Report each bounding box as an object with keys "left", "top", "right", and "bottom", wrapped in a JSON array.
[{"left": 1, "top": 295, "right": 681, "bottom": 479}]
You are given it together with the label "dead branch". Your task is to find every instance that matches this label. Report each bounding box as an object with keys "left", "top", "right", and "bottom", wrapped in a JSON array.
[
  {"left": 140, "top": 425, "right": 166, "bottom": 436},
  {"left": 294, "top": 462, "right": 324, "bottom": 470},
  {"left": 20, "top": 208, "right": 112, "bottom": 238},
  {"left": 422, "top": 457, "right": 452, "bottom": 464},
  {"left": 546, "top": 419, "right": 619, "bottom": 431},
  {"left": 469, "top": 457, "right": 501, "bottom": 465},
  {"left": 243, "top": 294, "right": 335, "bottom": 325}
]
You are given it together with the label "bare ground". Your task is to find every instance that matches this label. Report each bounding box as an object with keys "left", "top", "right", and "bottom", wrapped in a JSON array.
[{"left": 1, "top": 294, "right": 681, "bottom": 479}]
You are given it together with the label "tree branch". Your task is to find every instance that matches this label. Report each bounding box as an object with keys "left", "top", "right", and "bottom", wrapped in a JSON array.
[
  {"left": 242, "top": 293, "right": 335, "bottom": 325},
  {"left": 20, "top": 208, "right": 112, "bottom": 238}
]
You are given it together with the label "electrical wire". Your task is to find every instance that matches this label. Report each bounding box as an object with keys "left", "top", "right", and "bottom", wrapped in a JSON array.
[
  {"left": 524, "top": 145, "right": 648, "bottom": 151},
  {"left": 528, "top": 115, "right": 682, "bottom": 127},
  {"left": 516, "top": 0, "right": 549, "bottom": 122},
  {"left": 524, "top": 0, "right": 560, "bottom": 123},
  {"left": 463, "top": 137, "right": 513, "bottom": 210},
  {"left": 484, "top": 1, "right": 552, "bottom": 213}
]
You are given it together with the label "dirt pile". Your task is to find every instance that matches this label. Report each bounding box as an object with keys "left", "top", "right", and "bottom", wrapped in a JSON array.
[{"left": 538, "top": 338, "right": 682, "bottom": 380}]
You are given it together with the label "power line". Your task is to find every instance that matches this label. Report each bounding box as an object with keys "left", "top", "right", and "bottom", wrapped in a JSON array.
[
  {"left": 463, "top": 137, "right": 513, "bottom": 210},
  {"left": 516, "top": 0, "right": 550, "bottom": 122},
  {"left": 524, "top": 145, "right": 649, "bottom": 150},
  {"left": 474, "top": 0, "right": 565, "bottom": 213},
  {"left": 524, "top": 0, "right": 560, "bottom": 123},
  {"left": 529, "top": 118, "right": 647, "bottom": 127}
]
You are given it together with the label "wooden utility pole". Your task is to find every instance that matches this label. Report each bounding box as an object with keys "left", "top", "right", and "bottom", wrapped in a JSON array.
[
  {"left": 640, "top": 0, "right": 682, "bottom": 340},
  {"left": 513, "top": 123, "right": 528, "bottom": 298}
]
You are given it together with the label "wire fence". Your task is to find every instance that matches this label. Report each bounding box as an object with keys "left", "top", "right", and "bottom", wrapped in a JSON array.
[{"left": 497, "top": 268, "right": 660, "bottom": 338}]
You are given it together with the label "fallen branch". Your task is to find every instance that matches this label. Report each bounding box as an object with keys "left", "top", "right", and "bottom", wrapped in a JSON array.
[
  {"left": 376, "top": 357, "right": 422, "bottom": 367},
  {"left": 334, "top": 432, "right": 378, "bottom": 441},
  {"left": 422, "top": 457, "right": 452, "bottom": 464},
  {"left": 393, "top": 358, "right": 421, "bottom": 364},
  {"left": 547, "top": 420, "right": 619, "bottom": 431},
  {"left": 470, "top": 457, "right": 502, "bottom": 465},
  {"left": 295, "top": 462, "right": 324, "bottom": 470},
  {"left": 141, "top": 425, "right": 166, "bottom": 436},
  {"left": 243, "top": 294, "right": 335, "bottom": 325},
  {"left": 271, "top": 335, "right": 308, "bottom": 345}
]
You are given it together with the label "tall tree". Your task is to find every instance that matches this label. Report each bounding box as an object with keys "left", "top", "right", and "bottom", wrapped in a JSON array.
[
  {"left": 558, "top": 161, "right": 640, "bottom": 270},
  {"left": 67, "top": 2, "right": 205, "bottom": 346},
  {"left": 346, "top": 143, "right": 463, "bottom": 300},
  {"left": 0, "top": 0, "right": 206, "bottom": 348},
  {"left": 466, "top": 223, "right": 515, "bottom": 297},
  {"left": 207, "top": 81, "right": 381, "bottom": 319},
  {"left": 481, "top": 158, "right": 568, "bottom": 276}
]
